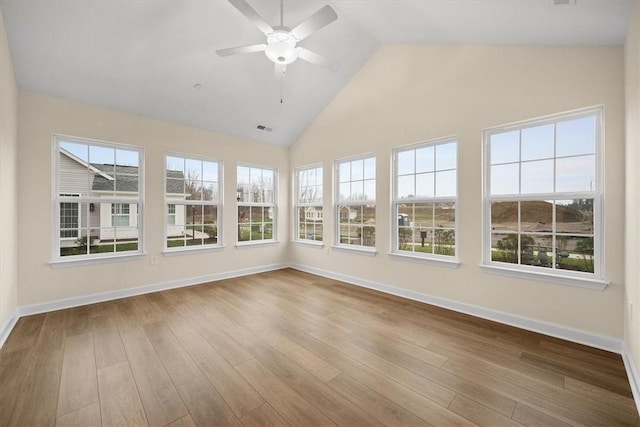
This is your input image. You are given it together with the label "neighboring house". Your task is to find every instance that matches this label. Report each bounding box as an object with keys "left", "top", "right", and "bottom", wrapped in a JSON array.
[
  {"left": 59, "top": 149, "right": 186, "bottom": 246},
  {"left": 304, "top": 207, "right": 323, "bottom": 222},
  {"left": 339, "top": 206, "right": 357, "bottom": 221}
]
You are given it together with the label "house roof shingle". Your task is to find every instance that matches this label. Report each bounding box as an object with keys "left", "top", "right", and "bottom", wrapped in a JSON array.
[{"left": 90, "top": 164, "right": 184, "bottom": 193}]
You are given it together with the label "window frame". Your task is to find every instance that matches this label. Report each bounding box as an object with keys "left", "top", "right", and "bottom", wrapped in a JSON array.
[
  {"left": 236, "top": 162, "right": 278, "bottom": 246},
  {"left": 482, "top": 107, "right": 605, "bottom": 288},
  {"left": 294, "top": 164, "right": 324, "bottom": 245},
  {"left": 163, "top": 152, "right": 223, "bottom": 253},
  {"left": 391, "top": 137, "right": 459, "bottom": 264},
  {"left": 333, "top": 154, "right": 377, "bottom": 254},
  {"left": 51, "top": 134, "right": 145, "bottom": 264}
]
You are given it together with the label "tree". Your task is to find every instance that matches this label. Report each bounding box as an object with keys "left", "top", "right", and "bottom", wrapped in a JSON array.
[{"left": 496, "top": 234, "right": 534, "bottom": 264}]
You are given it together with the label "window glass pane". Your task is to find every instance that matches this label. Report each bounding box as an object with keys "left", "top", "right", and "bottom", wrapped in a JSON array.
[
  {"left": 436, "top": 142, "right": 456, "bottom": 170},
  {"left": 351, "top": 159, "right": 364, "bottom": 181},
  {"left": 166, "top": 156, "right": 184, "bottom": 174},
  {"left": 89, "top": 146, "right": 114, "bottom": 173},
  {"left": 362, "top": 226, "right": 375, "bottom": 247},
  {"left": 415, "top": 173, "right": 434, "bottom": 198},
  {"left": 203, "top": 161, "right": 218, "bottom": 181},
  {"left": 350, "top": 180, "right": 364, "bottom": 201},
  {"left": 238, "top": 206, "right": 250, "bottom": 223},
  {"left": 490, "top": 164, "right": 519, "bottom": 195},
  {"left": 397, "top": 175, "right": 414, "bottom": 200},
  {"left": 521, "top": 159, "right": 553, "bottom": 194},
  {"left": 363, "top": 206, "right": 375, "bottom": 225},
  {"left": 434, "top": 229, "right": 455, "bottom": 256},
  {"left": 521, "top": 124, "right": 554, "bottom": 161},
  {"left": 90, "top": 172, "right": 113, "bottom": 194},
  {"left": 202, "top": 181, "right": 217, "bottom": 201},
  {"left": 416, "top": 146, "right": 434, "bottom": 173},
  {"left": 363, "top": 179, "right": 375, "bottom": 201},
  {"left": 434, "top": 202, "right": 455, "bottom": 228},
  {"left": 339, "top": 162, "right": 350, "bottom": 182},
  {"left": 397, "top": 204, "right": 413, "bottom": 225},
  {"left": 520, "top": 234, "right": 553, "bottom": 268},
  {"left": 186, "top": 180, "right": 202, "bottom": 200},
  {"left": 338, "top": 183, "right": 350, "bottom": 202},
  {"left": 203, "top": 205, "right": 217, "bottom": 224},
  {"left": 414, "top": 203, "right": 433, "bottom": 228},
  {"left": 166, "top": 178, "right": 185, "bottom": 195},
  {"left": 364, "top": 157, "right": 376, "bottom": 180},
  {"left": 185, "top": 159, "right": 202, "bottom": 182},
  {"left": 556, "top": 115, "right": 596, "bottom": 157},
  {"left": 556, "top": 236, "right": 594, "bottom": 273},
  {"left": 556, "top": 199, "right": 593, "bottom": 234},
  {"left": 520, "top": 201, "right": 553, "bottom": 233},
  {"left": 238, "top": 224, "right": 251, "bottom": 241},
  {"left": 490, "top": 131, "right": 519, "bottom": 164},
  {"left": 555, "top": 155, "right": 595, "bottom": 192},
  {"left": 397, "top": 150, "right": 414, "bottom": 175},
  {"left": 490, "top": 201, "right": 518, "bottom": 232},
  {"left": 116, "top": 149, "right": 139, "bottom": 168},
  {"left": 115, "top": 174, "right": 140, "bottom": 196},
  {"left": 238, "top": 166, "right": 250, "bottom": 186},
  {"left": 251, "top": 207, "right": 264, "bottom": 223},
  {"left": 60, "top": 141, "right": 88, "bottom": 163},
  {"left": 435, "top": 170, "right": 456, "bottom": 197},
  {"left": 491, "top": 233, "right": 519, "bottom": 264}
]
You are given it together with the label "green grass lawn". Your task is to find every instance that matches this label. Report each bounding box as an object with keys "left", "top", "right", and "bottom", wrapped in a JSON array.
[{"left": 61, "top": 242, "right": 138, "bottom": 256}]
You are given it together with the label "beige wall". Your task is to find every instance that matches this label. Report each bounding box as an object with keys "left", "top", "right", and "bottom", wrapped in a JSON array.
[
  {"left": 0, "top": 8, "right": 18, "bottom": 330},
  {"left": 17, "top": 91, "right": 289, "bottom": 306},
  {"left": 625, "top": 0, "right": 640, "bottom": 384},
  {"left": 291, "top": 45, "right": 625, "bottom": 339}
]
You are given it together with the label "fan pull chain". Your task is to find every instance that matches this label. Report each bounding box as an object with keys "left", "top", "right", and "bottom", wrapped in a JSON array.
[{"left": 280, "top": 0, "right": 283, "bottom": 26}]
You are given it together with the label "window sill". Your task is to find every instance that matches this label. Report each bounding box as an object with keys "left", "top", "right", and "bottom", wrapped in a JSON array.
[
  {"left": 50, "top": 252, "right": 146, "bottom": 268},
  {"left": 163, "top": 245, "right": 225, "bottom": 256},
  {"left": 480, "top": 264, "right": 608, "bottom": 290},
  {"left": 331, "top": 245, "right": 377, "bottom": 257},
  {"left": 388, "top": 252, "right": 460, "bottom": 268},
  {"left": 291, "top": 240, "right": 324, "bottom": 248},
  {"left": 235, "top": 240, "right": 280, "bottom": 249}
]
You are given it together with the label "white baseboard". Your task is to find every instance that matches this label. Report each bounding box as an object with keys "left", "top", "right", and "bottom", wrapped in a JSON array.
[
  {"left": 0, "top": 309, "right": 19, "bottom": 349},
  {"left": 622, "top": 345, "right": 640, "bottom": 416},
  {"left": 288, "top": 263, "right": 623, "bottom": 354},
  {"left": 18, "top": 263, "right": 288, "bottom": 317}
]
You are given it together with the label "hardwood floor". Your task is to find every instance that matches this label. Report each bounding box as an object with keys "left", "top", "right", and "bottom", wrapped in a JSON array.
[{"left": 1, "top": 268, "right": 638, "bottom": 426}]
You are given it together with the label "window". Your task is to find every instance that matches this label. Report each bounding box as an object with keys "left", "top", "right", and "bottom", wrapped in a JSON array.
[
  {"left": 335, "top": 156, "right": 376, "bottom": 249},
  {"left": 393, "top": 138, "right": 457, "bottom": 259},
  {"left": 295, "top": 165, "right": 323, "bottom": 243},
  {"left": 165, "top": 154, "right": 221, "bottom": 250},
  {"left": 167, "top": 204, "right": 176, "bottom": 225},
  {"left": 59, "top": 193, "right": 80, "bottom": 239},
  {"left": 237, "top": 165, "right": 276, "bottom": 243},
  {"left": 484, "top": 108, "right": 602, "bottom": 280},
  {"left": 54, "top": 136, "right": 143, "bottom": 260},
  {"left": 111, "top": 203, "right": 130, "bottom": 227}
]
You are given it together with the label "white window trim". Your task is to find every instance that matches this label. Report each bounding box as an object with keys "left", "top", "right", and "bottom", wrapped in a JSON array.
[
  {"left": 294, "top": 164, "right": 324, "bottom": 244},
  {"left": 391, "top": 136, "right": 459, "bottom": 262},
  {"left": 163, "top": 152, "right": 224, "bottom": 253},
  {"left": 334, "top": 153, "right": 377, "bottom": 251},
  {"left": 51, "top": 134, "right": 145, "bottom": 265},
  {"left": 481, "top": 106, "right": 604, "bottom": 287},
  {"left": 237, "top": 162, "right": 278, "bottom": 245}
]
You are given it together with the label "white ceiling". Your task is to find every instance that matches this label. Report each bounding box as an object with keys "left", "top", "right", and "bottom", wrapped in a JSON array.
[{"left": 0, "top": 0, "right": 633, "bottom": 146}]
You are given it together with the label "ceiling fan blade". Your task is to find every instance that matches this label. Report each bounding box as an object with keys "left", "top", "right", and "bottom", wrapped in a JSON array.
[
  {"left": 227, "top": 0, "right": 274, "bottom": 36},
  {"left": 290, "top": 5, "right": 337, "bottom": 41},
  {"left": 216, "top": 44, "right": 266, "bottom": 57},
  {"left": 275, "top": 63, "right": 287, "bottom": 80},
  {"left": 297, "top": 48, "right": 337, "bottom": 71}
]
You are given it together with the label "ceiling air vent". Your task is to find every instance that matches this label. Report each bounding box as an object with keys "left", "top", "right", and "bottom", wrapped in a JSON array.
[
  {"left": 553, "top": 0, "right": 573, "bottom": 4},
  {"left": 256, "top": 124, "right": 273, "bottom": 132}
]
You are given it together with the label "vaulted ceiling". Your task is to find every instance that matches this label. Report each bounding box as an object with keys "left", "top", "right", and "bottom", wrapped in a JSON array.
[{"left": 0, "top": 0, "right": 633, "bottom": 146}]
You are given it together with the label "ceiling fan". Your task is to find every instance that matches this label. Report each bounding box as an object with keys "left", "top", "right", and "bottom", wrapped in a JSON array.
[{"left": 216, "top": 0, "right": 338, "bottom": 80}]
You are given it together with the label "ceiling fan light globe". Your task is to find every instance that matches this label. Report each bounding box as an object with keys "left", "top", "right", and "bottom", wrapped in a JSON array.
[{"left": 265, "top": 30, "right": 298, "bottom": 65}]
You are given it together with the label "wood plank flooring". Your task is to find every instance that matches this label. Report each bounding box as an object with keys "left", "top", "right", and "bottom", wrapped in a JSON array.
[{"left": 1, "top": 268, "right": 638, "bottom": 426}]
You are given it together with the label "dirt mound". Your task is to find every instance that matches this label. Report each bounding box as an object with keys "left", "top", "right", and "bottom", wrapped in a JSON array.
[{"left": 491, "top": 201, "right": 583, "bottom": 223}]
